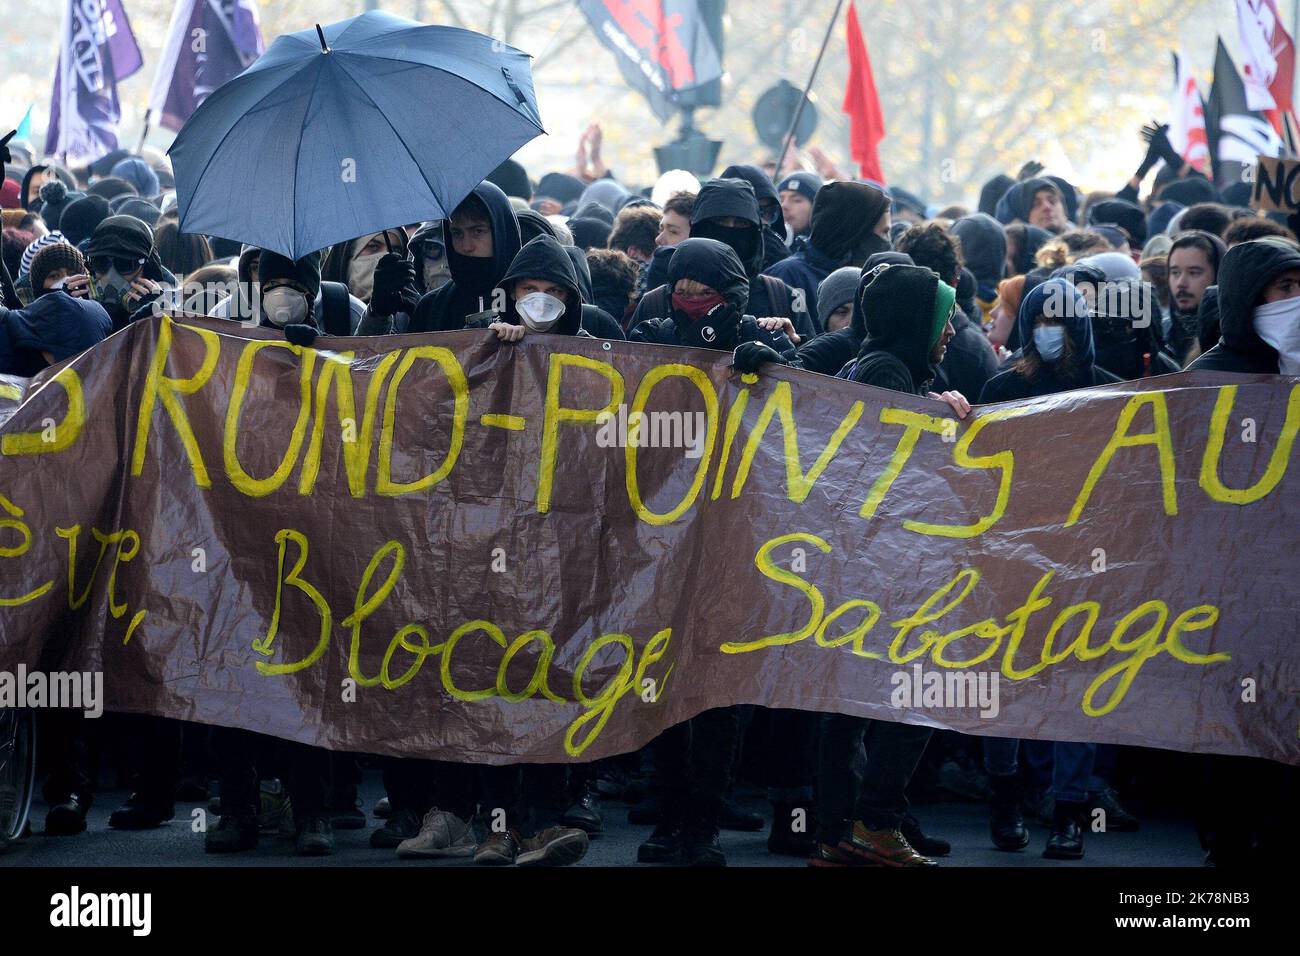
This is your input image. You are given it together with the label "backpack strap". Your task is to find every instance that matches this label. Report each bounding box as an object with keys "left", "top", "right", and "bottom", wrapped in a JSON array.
[
  {"left": 759, "top": 274, "right": 792, "bottom": 319},
  {"left": 318, "top": 281, "right": 353, "bottom": 336}
]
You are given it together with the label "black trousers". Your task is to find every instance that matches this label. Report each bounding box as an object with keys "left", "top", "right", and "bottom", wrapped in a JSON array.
[
  {"left": 765, "top": 707, "right": 817, "bottom": 804},
  {"left": 42, "top": 712, "right": 180, "bottom": 808},
  {"left": 211, "top": 727, "right": 330, "bottom": 819},
  {"left": 653, "top": 706, "right": 741, "bottom": 829},
  {"left": 817, "top": 713, "right": 932, "bottom": 842}
]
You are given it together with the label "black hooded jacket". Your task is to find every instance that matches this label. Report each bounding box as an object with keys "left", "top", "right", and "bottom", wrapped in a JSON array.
[
  {"left": 688, "top": 178, "right": 816, "bottom": 340},
  {"left": 951, "top": 213, "right": 1006, "bottom": 302},
  {"left": 482, "top": 235, "right": 589, "bottom": 337},
  {"left": 980, "top": 278, "right": 1119, "bottom": 403},
  {"left": 932, "top": 296, "right": 999, "bottom": 397},
  {"left": 1188, "top": 238, "right": 1300, "bottom": 374},
  {"left": 409, "top": 181, "right": 521, "bottom": 332},
  {"left": 844, "top": 264, "right": 947, "bottom": 395},
  {"left": 563, "top": 244, "right": 625, "bottom": 339},
  {"left": 628, "top": 238, "right": 794, "bottom": 357},
  {"left": 792, "top": 252, "right": 910, "bottom": 376},
  {"left": 720, "top": 163, "right": 791, "bottom": 269}
]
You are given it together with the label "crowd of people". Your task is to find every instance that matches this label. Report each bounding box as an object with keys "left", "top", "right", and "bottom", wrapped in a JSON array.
[{"left": 1, "top": 117, "right": 1297, "bottom": 868}]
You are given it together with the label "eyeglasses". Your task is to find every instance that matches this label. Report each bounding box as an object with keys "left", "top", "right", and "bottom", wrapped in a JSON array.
[{"left": 89, "top": 255, "right": 145, "bottom": 274}]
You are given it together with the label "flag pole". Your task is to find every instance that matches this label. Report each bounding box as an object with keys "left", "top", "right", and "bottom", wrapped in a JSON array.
[
  {"left": 777, "top": 0, "right": 847, "bottom": 173},
  {"left": 136, "top": 109, "right": 152, "bottom": 153}
]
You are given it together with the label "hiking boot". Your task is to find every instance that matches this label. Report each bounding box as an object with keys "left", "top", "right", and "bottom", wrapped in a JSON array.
[
  {"left": 517, "top": 826, "right": 589, "bottom": 867},
  {"left": 720, "top": 797, "right": 764, "bottom": 832},
  {"left": 44, "top": 795, "right": 88, "bottom": 836},
  {"left": 681, "top": 825, "right": 726, "bottom": 867},
  {"left": 1090, "top": 787, "right": 1139, "bottom": 832},
  {"left": 842, "top": 820, "right": 939, "bottom": 867},
  {"left": 205, "top": 811, "right": 259, "bottom": 853},
  {"left": 473, "top": 830, "right": 519, "bottom": 865},
  {"left": 397, "top": 808, "right": 476, "bottom": 859},
  {"left": 989, "top": 774, "right": 1030, "bottom": 851},
  {"left": 295, "top": 814, "right": 335, "bottom": 856},
  {"left": 767, "top": 803, "right": 816, "bottom": 857},
  {"left": 901, "top": 813, "right": 950, "bottom": 857},
  {"left": 561, "top": 786, "right": 604, "bottom": 837},
  {"left": 636, "top": 822, "right": 683, "bottom": 863},
  {"left": 108, "top": 792, "right": 175, "bottom": 830},
  {"left": 1044, "top": 801, "right": 1085, "bottom": 860}
]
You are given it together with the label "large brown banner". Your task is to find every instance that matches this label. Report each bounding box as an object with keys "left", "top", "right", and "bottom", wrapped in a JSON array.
[{"left": 0, "top": 315, "right": 1297, "bottom": 765}]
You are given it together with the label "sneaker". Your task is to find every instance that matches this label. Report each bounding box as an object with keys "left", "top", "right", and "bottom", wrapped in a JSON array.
[
  {"left": 205, "top": 811, "right": 259, "bottom": 853},
  {"left": 258, "top": 779, "right": 294, "bottom": 836},
  {"left": 473, "top": 830, "right": 520, "bottom": 865},
  {"left": 808, "top": 840, "right": 880, "bottom": 867},
  {"left": 517, "top": 826, "right": 589, "bottom": 867},
  {"left": 841, "top": 820, "right": 939, "bottom": 867},
  {"left": 295, "top": 814, "right": 335, "bottom": 856},
  {"left": 636, "top": 822, "right": 682, "bottom": 863},
  {"left": 1090, "top": 788, "right": 1139, "bottom": 832},
  {"left": 681, "top": 826, "right": 726, "bottom": 867},
  {"left": 44, "top": 795, "right": 88, "bottom": 836},
  {"left": 370, "top": 807, "right": 421, "bottom": 849},
  {"left": 108, "top": 792, "right": 175, "bottom": 830},
  {"left": 561, "top": 787, "right": 603, "bottom": 837},
  {"left": 373, "top": 796, "right": 392, "bottom": 819},
  {"left": 396, "top": 808, "right": 476, "bottom": 859}
]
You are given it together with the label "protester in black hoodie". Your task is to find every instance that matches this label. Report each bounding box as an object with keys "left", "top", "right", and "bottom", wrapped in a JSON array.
[
  {"left": 980, "top": 278, "right": 1120, "bottom": 403},
  {"left": 362, "top": 181, "right": 521, "bottom": 335},
  {"left": 474, "top": 235, "right": 599, "bottom": 341},
  {"left": 809, "top": 263, "right": 965, "bottom": 869},
  {"left": 1188, "top": 237, "right": 1300, "bottom": 375},
  {"left": 894, "top": 222, "right": 999, "bottom": 400},
  {"left": 720, "top": 163, "right": 792, "bottom": 269},
  {"left": 632, "top": 178, "right": 814, "bottom": 340},
  {"left": 629, "top": 237, "right": 795, "bottom": 360},
  {"left": 765, "top": 181, "right": 892, "bottom": 321},
  {"left": 561, "top": 244, "right": 625, "bottom": 339}
]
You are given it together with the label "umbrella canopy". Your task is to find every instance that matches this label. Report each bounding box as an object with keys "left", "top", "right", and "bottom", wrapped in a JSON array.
[{"left": 170, "top": 10, "right": 543, "bottom": 261}]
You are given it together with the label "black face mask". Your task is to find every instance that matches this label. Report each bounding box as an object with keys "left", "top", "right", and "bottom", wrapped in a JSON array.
[
  {"left": 452, "top": 253, "right": 499, "bottom": 291},
  {"left": 692, "top": 222, "right": 760, "bottom": 271},
  {"left": 849, "top": 232, "right": 893, "bottom": 267},
  {"left": 676, "top": 300, "right": 740, "bottom": 350}
]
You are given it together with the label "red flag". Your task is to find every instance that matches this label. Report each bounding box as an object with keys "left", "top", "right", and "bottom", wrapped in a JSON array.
[{"left": 842, "top": 2, "right": 886, "bottom": 183}]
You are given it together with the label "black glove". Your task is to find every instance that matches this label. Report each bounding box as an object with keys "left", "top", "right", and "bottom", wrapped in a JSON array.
[
  {"left": 1141, "top": 121, "right": 1183, "bottom": 172},
  {"left": 733, "top": 340, "right": 789, "bottom": 373},
  {"left": 369, "top": 253, "right": 417, "bottom": 317},
  {"left": 284, "top": 323, "right": 318, "bottom": 348},
  {"left": 1016, "top": 160, "right": 1045, "bottom": 182}
]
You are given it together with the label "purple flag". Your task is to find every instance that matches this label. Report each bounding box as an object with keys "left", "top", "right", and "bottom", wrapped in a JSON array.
[
  {"left": 149, "top": 0, "right": 265, "bottom": 133},
  {"left": 45, "top": 0, "right": 144, "bottom": 163}
]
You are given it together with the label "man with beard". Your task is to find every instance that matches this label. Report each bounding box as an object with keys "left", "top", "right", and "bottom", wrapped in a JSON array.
[
  {"left": 765, "top": 181, "right": 893, "bottom": 321},
  {"left": 1166, "top": 231, "right": 1225, "bottom": 365}
]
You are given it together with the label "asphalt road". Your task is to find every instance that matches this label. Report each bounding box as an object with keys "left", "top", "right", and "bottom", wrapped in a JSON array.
[{"left": 1, "top": 772, "right": 1205, "bottom": 868}]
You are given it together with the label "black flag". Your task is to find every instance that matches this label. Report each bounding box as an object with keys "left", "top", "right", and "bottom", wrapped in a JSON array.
[
  {"left": 578, "top": 0, "right": 723, "bottom": 121},
  {"left": 1207, "top": 36, "right": 1284, "bottom": 188}
]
